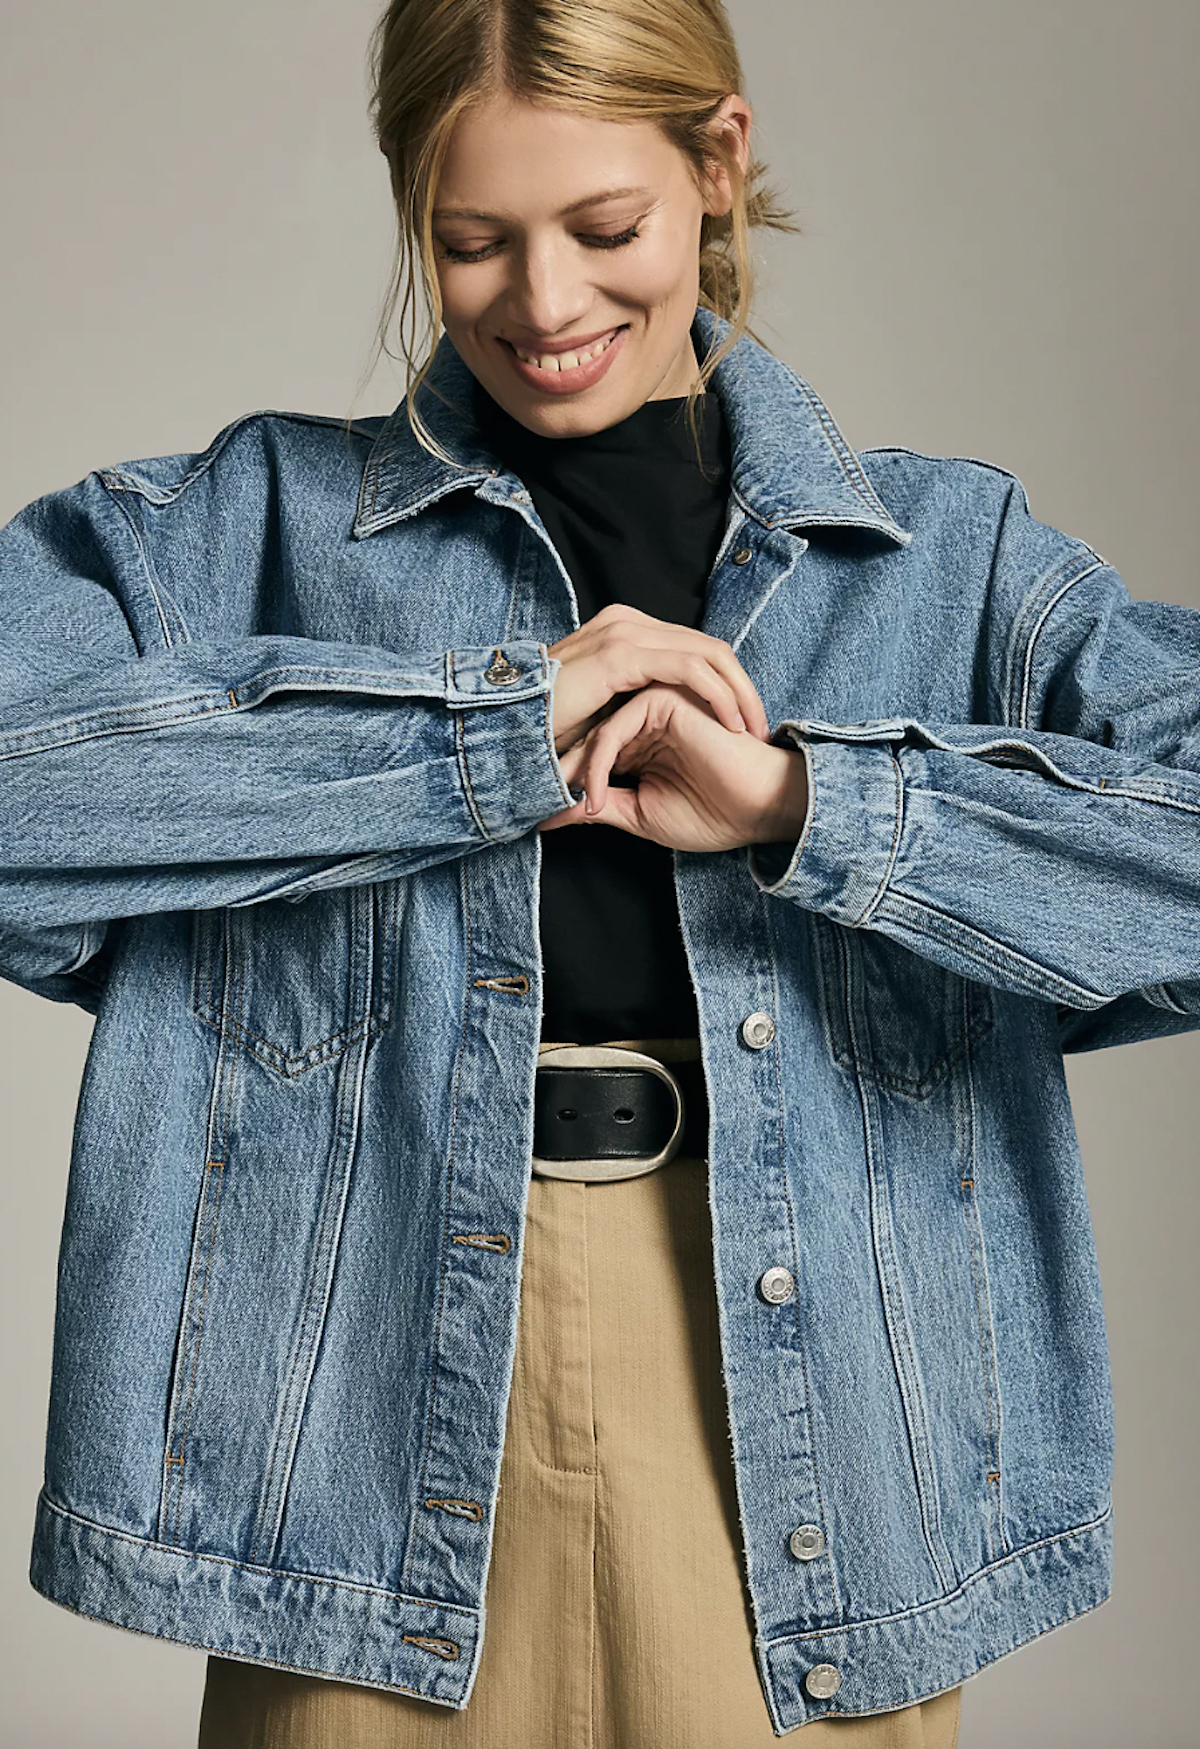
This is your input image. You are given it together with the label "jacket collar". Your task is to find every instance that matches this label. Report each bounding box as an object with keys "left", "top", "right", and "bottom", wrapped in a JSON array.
[{"left": 354, "top": 303, "right": 911, "bottom": 546}]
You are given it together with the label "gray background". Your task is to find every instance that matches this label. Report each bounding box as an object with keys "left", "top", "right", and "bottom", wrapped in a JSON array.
[{"left": 2, "top": 2, "right": 1197, "bottom": 1743}]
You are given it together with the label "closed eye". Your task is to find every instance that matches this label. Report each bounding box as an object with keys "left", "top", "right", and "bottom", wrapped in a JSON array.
[{"left": 437, "top": 226, "right": 642, "bottom": 265}]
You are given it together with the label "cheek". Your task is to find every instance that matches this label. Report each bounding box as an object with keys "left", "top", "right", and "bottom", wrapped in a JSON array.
[
  {"left": 434, "top": 269, "right": 495, "bottom": 330},
  {"left": 609, "top": 230, "right": 700, "bottom": 306}
]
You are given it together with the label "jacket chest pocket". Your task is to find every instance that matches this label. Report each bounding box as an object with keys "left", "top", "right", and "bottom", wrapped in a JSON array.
[
  {"left": 191, "top": 883, "right": 397, "bottom": 1077},
  {"left": 810, "top": 913, "right": 994, "bottom": 1099}
]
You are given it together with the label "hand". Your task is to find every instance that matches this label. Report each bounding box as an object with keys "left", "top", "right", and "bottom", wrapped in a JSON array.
[
  {"left": 547, "top": 602, "right": 772, "bottom": 754},
  {"left": 539, "top": 683, "right": 810, "bottom": 854}
]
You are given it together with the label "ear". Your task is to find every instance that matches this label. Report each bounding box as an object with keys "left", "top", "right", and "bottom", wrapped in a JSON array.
[{"left": 700, "top": 94, "right": 753, "bottom": 219}]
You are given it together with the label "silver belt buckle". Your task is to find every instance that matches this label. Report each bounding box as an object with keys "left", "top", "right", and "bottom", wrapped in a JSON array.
[{"left": 531, "top": 1044, "right": 685, "bottom": 1182}]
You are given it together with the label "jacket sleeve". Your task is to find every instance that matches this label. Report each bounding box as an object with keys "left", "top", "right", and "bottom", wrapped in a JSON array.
[
  {"left": 746, "top": 484, "right": 1200, "bottom": 1027},
  {"left": 0, "top": 468, "right": 575, "bottom": 982}
]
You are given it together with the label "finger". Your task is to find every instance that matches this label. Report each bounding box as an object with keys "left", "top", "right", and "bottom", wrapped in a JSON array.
[
  {"left": 579, "top": 693, "right": 652, "bottom": 815},
  {"left": 581, "top": 779, "right": 647, "bottom": 838},
  {"left": 555, "top": 740, "right": 585, "bottom": 783},
  {"left": 627, "top": 630, "right": 767, "bottom": 739},
  {"left": 633, "top": 624, "right": 769, "bottom": 740},
  {"left": 538, "top": 783, "right": 589, "bottom": 829},
  {"left": 699, "top": 640, "right": 771, "bottom": 740},
  {"left": 538, "top": 806, "right": 580, "bottom": 831},
  {"left": 634, "top": 649, "right": 745, "bottom": 735}
]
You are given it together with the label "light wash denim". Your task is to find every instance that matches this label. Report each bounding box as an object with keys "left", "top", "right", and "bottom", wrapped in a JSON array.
[{"left": 6, "top": 304, "right": 1199, "bottom": 1733}]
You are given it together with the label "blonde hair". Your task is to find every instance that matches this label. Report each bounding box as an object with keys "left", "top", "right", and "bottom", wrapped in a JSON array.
[{"left": 359, "top": 0, "right": 801, "bottom": 463}]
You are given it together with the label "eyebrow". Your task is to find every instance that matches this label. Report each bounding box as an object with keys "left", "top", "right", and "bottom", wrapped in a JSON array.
[{"left": 432, "top": 185, "right": 654, "bottom": 222}]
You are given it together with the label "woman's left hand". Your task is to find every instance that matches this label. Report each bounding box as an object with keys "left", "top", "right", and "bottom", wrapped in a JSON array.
[{"left": 537, "top": 683, "right": 810, "bottom": 854}]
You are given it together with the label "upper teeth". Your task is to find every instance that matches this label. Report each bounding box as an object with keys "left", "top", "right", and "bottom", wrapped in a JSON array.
[{"left": 512, "top": 331, "right": 618, "bottom": 371}]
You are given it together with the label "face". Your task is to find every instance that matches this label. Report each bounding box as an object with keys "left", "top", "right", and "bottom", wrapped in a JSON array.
[{"left": 430, "top": 89, "right": 751, "bottom": 437}]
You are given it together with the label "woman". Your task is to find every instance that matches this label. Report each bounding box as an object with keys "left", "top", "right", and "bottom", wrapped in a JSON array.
[{"left": 7, "top": 1, "right": 1199, "bottom": 1746}]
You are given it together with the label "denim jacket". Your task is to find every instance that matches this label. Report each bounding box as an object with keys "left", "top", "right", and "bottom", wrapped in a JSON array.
[{"left": 7, "top": 303, "right": 1199, "bottom": 1733}]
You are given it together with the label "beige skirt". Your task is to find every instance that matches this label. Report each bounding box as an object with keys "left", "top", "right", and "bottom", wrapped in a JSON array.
[{"left": 198, "top": 1039, "right": 962, "bottom": 1748}]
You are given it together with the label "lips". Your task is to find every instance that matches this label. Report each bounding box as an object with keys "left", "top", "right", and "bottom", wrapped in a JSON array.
[
  {"left": 502, "top": 324, "right": 626, "bottom": 361},
  {"left": 503, "top": 327, "right": 625, "bottom": 370},
  {"left": 499, "top": 323, "right": 630, "bottom": 395}
]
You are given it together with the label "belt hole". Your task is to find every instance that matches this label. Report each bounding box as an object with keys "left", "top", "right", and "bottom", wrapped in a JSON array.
[{"left": 614, "top": 1107, "right": 635, "bottom": 1123}]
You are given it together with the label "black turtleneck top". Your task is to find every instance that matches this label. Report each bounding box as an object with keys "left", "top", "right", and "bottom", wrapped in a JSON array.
[{"left": 472, "top": 371, "right": 732, "bottom": 1045}]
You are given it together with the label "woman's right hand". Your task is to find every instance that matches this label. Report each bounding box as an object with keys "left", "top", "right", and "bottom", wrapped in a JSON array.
[{"left": 547, "top": 602, "right": 772, "bottom": 754}]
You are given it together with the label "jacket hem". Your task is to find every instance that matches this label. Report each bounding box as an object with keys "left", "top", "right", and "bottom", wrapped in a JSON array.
[
  {"left": 758, "top": 1506, "right": 1112, "bottom": 1734},
  {"left": 28, "top": 1490, "right": 483, "bottom": 1708}
]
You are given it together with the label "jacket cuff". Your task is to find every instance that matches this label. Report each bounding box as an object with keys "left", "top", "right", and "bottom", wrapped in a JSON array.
[
  {"left": 447, "top": 642, "right": 575, "bottom": 839},
  {"left": 746, "top": 731, "right": 904, "bottom": 926}
]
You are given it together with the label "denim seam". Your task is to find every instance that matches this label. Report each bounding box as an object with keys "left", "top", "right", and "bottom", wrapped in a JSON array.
[
  {"left": 762, "top": 1502, "right": 1112, "bottom": 1649},
  {"left": 763, "top": 909, "right": 842, "bottom": 1619},
  {"left": 100, "top": 479, "right": 183, "bottom": 649},
  {"left": 1011, "top": 558, "right": 1108, "bottom": 729},
  {"left": 452, "top": 704, "right": 492, "bottom": 842},
  {"left": 193, "top": 1006, "right": 385, "bottom": 1076},
  {"left": 956, "top": 994, "right": 1008, "bottom": 1559},
  {"left": 191, "top": 901, "right": 393, "bottom": 1076},
  {"left": 100, "top": 411, "right": 375, "bottom": 505},
  {"left": 39, "top": 1490, "right": 479, "bottom": 1615},
  {"left": 45, "top": 1593, "right": 439, "bottom": 1702},
  {"left": 880, "top": 890, "right": 1111, "bottom": 1008},
  {"left": 0, "top": 662, "right": 482, "bottom": 760},
  {"left": 541, "top": 680, "right": 574, "bottom": 812},
  {"left": 848, "top": 940, "right": 957, "bottom": 1593},
  {"left": 251, "top": 927, "right": 374, "bottom": 1566},
  {"left": 400, "top": 852, "right": 476, "bottom": 1593},
  {"left": 164, "top": 942, "right": 245, "bottom": 1543},
  {"left": 0, "top": 692, "right": 237, "bottom": 759},
  {"left": 851, "top": 748, "right": 906, "bottom": 928},
  {"left": 40, "top": 1482, "right": 1107, "bottom": 1634}
]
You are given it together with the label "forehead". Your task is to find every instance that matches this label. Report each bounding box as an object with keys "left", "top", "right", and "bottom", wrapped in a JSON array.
[{"left": 434, "top": 96, "right": 685, "bottom": 218}]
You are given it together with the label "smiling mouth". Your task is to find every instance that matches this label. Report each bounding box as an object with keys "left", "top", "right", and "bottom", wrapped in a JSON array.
[{"left": 502, "top": 327, "right": 627, "bottom": 372}]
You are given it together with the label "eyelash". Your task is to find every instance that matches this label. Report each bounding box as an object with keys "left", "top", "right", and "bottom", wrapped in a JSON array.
[{"left": 438, "top": 225, "right": 642, "bottom": 265}]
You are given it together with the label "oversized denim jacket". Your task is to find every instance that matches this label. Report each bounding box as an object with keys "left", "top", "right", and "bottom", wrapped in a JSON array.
[{"left": 5, "top": 303, "right": 1199, "bottom": 1733}]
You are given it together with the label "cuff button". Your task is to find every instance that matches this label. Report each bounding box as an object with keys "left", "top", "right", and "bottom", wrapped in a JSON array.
[{"left": 484, "top": 652, "right": 522, "bottom": 686}]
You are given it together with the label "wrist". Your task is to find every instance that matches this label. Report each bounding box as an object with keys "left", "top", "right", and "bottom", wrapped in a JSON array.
[{"left": 755, "top": 743, "right": 810, "bottom": 844}]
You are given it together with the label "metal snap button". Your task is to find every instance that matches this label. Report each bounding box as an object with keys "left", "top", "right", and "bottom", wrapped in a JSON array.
[
  {"left": 789, "top": 1523, "right": 826, "bottom": 1560},
  {"left": 732, "top": 546, "right": 753, "bottom": 565},
  {"left": 759, "top": 1267, "right": 795, "bottom": 1304},
  {"left": 740, "top": 1011, "right": 775, "bottom": 1050},
  {"left": 483, "top": 652, "right": 522, "bottom": 686},
  {"left": 804, "top": 1663, "right": 841, "bottom": 1699}
]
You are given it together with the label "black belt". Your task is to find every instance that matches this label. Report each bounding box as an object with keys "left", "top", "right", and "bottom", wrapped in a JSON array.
[{"left": 532, "top": 1045, "right": 708, "bottom": 1181}]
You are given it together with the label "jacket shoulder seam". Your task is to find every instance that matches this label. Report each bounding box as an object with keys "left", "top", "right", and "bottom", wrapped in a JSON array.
[
  {"left": 860, "top": 446, "right": 1033, "bottom": 501},
  {"left": 98, "top": 411, "right": 377, "bottom": 505}
]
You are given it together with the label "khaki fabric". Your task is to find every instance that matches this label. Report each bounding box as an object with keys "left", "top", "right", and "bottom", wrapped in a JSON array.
[{"left": 198, "top": 1040, "right": 963, "bottom": 1748}]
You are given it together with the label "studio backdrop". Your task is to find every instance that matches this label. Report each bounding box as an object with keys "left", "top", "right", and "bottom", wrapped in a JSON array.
[{"left": 2, "top": 3, "right": 1197, "bottom": 1745}]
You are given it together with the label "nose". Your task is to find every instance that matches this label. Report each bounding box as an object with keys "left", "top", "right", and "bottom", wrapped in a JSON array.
[{"left": 503, "top": 236, "right": 594, "bottom": 345}]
